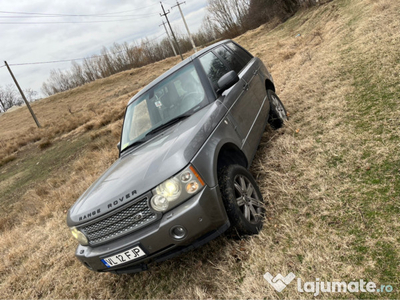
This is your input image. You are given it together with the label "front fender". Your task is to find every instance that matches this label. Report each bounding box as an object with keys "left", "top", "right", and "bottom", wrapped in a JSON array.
[{"left": 191, "top": 111, "right": 244, "bottom": 188}]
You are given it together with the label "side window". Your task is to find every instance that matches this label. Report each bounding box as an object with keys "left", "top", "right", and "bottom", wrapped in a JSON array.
[
  {"left": 226, "top": 42, "right": 253, "bottom": 65},
  {"left": 199, "top": 52, "right": 230, "bottom": 91},
  {"left": 214, "top": 45, "right": 245, "bottom": 75}
]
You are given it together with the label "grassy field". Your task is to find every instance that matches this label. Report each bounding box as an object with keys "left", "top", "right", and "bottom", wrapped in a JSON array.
[{"left": 0, "top": 0, "right": 399, "bottom": 298}]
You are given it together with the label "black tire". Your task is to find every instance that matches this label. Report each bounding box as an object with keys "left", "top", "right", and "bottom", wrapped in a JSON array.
[
  {"left": 267, "top": 90, "right": 288, "bottom": 130},
  {"left": 218, "top": 164, "right": 265, "bottom": 236}
]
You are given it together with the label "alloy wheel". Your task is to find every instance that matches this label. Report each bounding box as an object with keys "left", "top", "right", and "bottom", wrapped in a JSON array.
[{"left": 233, "top": 174, "right": 263, "bottom": 224}]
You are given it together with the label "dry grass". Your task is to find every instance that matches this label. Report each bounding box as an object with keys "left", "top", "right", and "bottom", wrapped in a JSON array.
[
  {"left": 0, "top": 0, "right": 399, "bottom": 298},
  {"left": 0, "top": 56, "right": 181, "bottom": 161}
]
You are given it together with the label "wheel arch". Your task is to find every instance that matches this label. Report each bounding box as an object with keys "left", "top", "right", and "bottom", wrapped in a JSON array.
[
  {"left": 216, "top": 142, "right": 248, "bottom": 174},
  {"left": 191, "top": 134, "right": 250, "bottom": 188},
  {"left": 265, "top": 79, "right": 275, "bottom": 93}
]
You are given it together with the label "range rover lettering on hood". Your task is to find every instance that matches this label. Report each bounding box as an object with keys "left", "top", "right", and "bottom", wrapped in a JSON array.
[
  {"left": 78, "top": 190, "right": 137, "bottom": 221},
  {"left": 106, "top": 190, "right": 137, "bottom": 209}
]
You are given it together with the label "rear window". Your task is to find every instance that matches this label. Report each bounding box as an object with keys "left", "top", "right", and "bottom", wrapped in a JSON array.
[
  {"left": 214, "top": 46, "right": 244, "bottom": 75},
  {"left": 226, "top": 42, "right": 253, "bottom": 65}
]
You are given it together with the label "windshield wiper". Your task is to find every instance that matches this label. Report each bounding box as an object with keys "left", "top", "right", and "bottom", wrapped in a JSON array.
[
  {"left": 121, "top": 113, "right": 191, "bottom": 153},
  {"left": 144, "top": 113, "right": 191, "bottom": 138},
  {"left": 120, "top": 139, "right": 149, "bottom": 153}
]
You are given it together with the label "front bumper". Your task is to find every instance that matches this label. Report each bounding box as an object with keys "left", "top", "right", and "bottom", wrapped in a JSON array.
[{"left": 74, "top": 185, "right": 229, "bottom": 273}]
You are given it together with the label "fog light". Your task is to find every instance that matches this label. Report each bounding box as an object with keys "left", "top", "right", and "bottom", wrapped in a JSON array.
[
  {"left": 70, "top": 227, "right": 89, "bottom": 246},
  {"left": 170, "top": 225, "right": 187, "bottom": 240}
]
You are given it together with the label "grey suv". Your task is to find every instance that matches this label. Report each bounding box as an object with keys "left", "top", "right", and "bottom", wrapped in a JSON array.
[{"left": 67, "top": 40, "right": 287, "bottom": 274}]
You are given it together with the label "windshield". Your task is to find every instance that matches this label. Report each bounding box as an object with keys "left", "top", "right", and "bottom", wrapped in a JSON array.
[{"left": 120, "top": 63, "right": 207, "bottom": 152}]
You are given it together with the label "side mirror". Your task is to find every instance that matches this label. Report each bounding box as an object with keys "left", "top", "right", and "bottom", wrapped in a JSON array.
[
  {"left": 117, "top": 142, "right": 121, "bottom": 151},
  {"left": 217, "top": 71, "right": 239, "bottom": 94}
]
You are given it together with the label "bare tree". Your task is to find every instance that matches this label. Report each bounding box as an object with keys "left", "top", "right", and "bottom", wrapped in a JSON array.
[
  {"left": 0, "top": 85, "right": 17, "bottom": 111},
  {"left": 71, "top": 61, "right": 87, "bottom": 87},
  {"left": 0, "top": 85, "right": 36, "bottom": 111},
  {"left": 206, "top": 0, "right": 250, "bottom": 37},
  {"left": 40, "top": 0, "right": 322, "bottom": 97},
  {"left": 40, "top": 22, "right": 219, "bottom": 97},
  {"left": 23, "top": 88, "right": 38, "bottom": 102},
  {"left": 82, "top": 57, "right": 98, "bottom": 82}
]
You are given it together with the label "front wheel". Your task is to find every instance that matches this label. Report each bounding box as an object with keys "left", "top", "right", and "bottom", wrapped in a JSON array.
[
  {"left": 218, "top": 165, "right": 265, "bottom": 236},
  {"left": 267, "top": 90, "right": 288, "bottom": 130}
]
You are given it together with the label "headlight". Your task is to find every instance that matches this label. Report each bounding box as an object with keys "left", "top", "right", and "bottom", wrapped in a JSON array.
[
  {"left": 156, "top": 178, "right": 181, "bottom": 200},
  {"left": 151, "top": 195, "right": 169, "bottom": 212},
  {"left": 150, "top": 165, "right": 205, "bottom": 212},
  {"left": 70, "top": 227, "right": 89, "bottom": 246}
]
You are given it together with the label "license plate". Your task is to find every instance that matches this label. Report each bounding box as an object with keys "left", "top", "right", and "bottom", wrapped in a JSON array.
[{"left": 101, "top": 246, "right": 146, "bottom": 268}]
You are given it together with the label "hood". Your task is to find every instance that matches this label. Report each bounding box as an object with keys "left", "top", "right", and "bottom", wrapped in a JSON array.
[{"left": 67, "top": 101, "right": 227, "bottom": 226}]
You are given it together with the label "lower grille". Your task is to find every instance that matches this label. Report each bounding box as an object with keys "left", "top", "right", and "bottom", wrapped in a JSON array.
[{"left": 79, "top": 197, "right": 159, "bottom": 246}]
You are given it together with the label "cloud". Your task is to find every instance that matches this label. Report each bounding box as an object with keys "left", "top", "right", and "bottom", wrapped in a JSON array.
[{"left": 0, "top": 0, "right": 207, "bottom": 95}]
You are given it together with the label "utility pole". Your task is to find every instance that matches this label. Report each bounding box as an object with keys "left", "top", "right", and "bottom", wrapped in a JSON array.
[
  {"left": 4, "top": 61, "right": 41, "bottom": 128},
  {"left": 159, "top": 21, "right": 178, "bottom": 57},
  {"left": 172, "top": 1, "right": 197, "bottom": 52},
  {"left": 160, "top": 2, "right": 184, "bottom": 61}
]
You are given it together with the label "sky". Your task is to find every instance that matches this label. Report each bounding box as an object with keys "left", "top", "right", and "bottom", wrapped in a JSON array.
[{"left": 0, "top": 0, "right": 208, "bottom": 97}]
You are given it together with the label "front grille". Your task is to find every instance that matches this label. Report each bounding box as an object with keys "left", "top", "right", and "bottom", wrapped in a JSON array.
[{"left": 79, "top": 197, "right": 159, "bottom": 246}]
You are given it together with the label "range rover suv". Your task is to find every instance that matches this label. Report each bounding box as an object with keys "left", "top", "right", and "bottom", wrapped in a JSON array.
[{"left": 67, "top": 40, "right": 288, "bottom": 274}]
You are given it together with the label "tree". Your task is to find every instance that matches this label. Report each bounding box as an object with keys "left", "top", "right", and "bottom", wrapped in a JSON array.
[
  {"left": 0, "top": 85, "right": 36, "bottom": 111},
  {"left": 23, "top": 88, "right": 38, "bottom": 102},
  {"left": 39, "top": 0, "right": 322, "bottom": 97},
  {"left": 0, "top": 85, "right": 17, "bottom": 111},
  {"left": 206, "top": 0, "right": 250, "bottom": 37},
  {"left": 71, "top": 61, "right": 87, "bottom": 87}
]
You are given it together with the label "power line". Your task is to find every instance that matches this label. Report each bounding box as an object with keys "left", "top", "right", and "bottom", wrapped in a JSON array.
[
  {"left": 162, "top": 1, "right": 177, "bottom": 6},
  {"left": 160, "top": 2, "right": 183, "bottom": 60},
  {"left": 0, "top": 4, "right": 160, "bottom": 17},
  {"left": 143, "top": 32, "right": 166, "bottom": 43},
  {"left": 7, "top": 53, "right": 124, "bottom": 67},
  {"left": 0, "top": 64, "right": 5, "bottom": 69},
  {"left": 0, "top": 3, "right": 161, "bottom": 24},
  {"left": 0, "top": 13, "right": 158, "bottom": 19},
  {"left": 4, "top": 33, "right": 166, "bottom": 67},
  {"left": 172, "top": 1, "right": 197, "bottom": 52},
  {"left": 0, "top": 17, "right": 158, "bottom": 24},
  {"left": 160, "top": 21, "right": 177, "bottom": 56}
]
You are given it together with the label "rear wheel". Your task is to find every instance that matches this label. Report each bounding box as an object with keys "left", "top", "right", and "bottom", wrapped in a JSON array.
[
  {"left": 267, "top": 90, "right": 288, "bottom": 129},
  {"left": 218, "top": 164, "right": 265, "bottom": 236}
]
